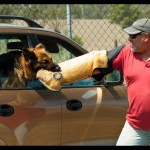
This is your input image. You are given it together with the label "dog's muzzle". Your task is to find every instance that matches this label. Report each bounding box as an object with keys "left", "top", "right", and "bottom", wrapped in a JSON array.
[{"left": 49, "top": 63, "right": 61, "bottom": 72}]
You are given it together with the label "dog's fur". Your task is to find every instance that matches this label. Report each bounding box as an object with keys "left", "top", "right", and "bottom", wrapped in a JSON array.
[{"left": 0, "top": 43, "right": 60, "bottom": 88}]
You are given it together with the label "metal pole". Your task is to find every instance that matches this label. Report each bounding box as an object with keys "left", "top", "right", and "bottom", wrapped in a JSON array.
[
  {"left": 114, "top": 39, "right": 118, "bottom": 48},
  {"left": 66, "top": 4, "right": 72, "bottom": 59}
]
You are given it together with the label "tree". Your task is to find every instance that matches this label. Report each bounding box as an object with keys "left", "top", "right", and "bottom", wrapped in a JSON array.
[
  {"left": 138, "top": 4, "right": 150, "bottom": 18},
  {"left": 108, "top": 4, "right": 141, "bottom": 28}
]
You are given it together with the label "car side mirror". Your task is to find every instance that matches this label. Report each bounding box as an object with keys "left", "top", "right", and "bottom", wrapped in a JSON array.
[{"left": 101, "top": 70, "right": 124, "bottom": 87}]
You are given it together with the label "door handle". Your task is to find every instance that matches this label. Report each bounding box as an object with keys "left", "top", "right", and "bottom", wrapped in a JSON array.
[
  {"left": 0, "top": 104, "right": 14, "bottom": 117},
  {"left": 66, "top": 99, "right": 82, "bottom": 111}
]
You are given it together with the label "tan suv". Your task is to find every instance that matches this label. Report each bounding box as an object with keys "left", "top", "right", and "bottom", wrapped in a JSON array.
[{"left": 0, "top": 15, "right": 128, "bottom": 146}]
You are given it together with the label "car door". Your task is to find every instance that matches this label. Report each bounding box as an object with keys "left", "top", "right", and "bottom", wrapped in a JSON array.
[
  {"left": 34, "top": 31, "right": 128, "bottom": 145},
  {"left": 0, "top": 33, "right": 61, "bottom": 145}
]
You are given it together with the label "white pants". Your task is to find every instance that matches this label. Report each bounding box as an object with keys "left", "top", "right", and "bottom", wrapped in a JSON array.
[{"left": 116, "top": 120, "right": 150, "bottom": 146}]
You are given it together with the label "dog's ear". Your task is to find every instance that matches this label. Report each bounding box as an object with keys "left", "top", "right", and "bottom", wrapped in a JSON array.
[
  {"left": 22, "top": 48, "right": 36, "bottom": 61},
  {"left": 35, "top": 43, "right": 45, "bottom": 49}
]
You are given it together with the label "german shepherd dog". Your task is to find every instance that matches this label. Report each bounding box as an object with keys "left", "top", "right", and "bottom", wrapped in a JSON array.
[{"left": 0, "top": 43, "right": 61, "bottom": 88}]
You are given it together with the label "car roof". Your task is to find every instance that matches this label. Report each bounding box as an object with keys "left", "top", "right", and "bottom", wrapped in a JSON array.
[
  {"left": 0, "top": 15, "right": 62, "bottom": 34},
  {"left": 0, "top": 23, "right": 22, "bottom": 27},
  {"left": 0, "top": 23, "right": 58, "bottom": 33}
]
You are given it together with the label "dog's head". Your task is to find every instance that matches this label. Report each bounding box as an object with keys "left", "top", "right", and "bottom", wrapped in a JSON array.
[{"left": 22, "top": 43, "right": 61, "bottom": 73}]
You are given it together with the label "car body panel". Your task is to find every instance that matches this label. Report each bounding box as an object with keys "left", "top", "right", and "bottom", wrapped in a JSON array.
[
  {"left": 59, "top": 86, "right": 127, "bottom": 145},
  {"left": 0, "top": 90, "right": 61, "bottom": 145},
  {"left": 0, "top": 86, "right": 127, "bottom": 145}
]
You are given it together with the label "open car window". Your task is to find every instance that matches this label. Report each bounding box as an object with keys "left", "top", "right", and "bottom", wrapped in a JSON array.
[{"left": 36, "top": 34, "right": 95, "bottom": 87}]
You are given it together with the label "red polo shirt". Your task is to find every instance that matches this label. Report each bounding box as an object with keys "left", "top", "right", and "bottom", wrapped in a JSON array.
[{"left": 112, "top": 43, "right": 150, "bottom": 130}]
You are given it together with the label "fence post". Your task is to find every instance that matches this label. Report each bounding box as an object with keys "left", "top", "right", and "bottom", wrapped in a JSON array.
[
  {"left": 66, "top": 4, "right": 72, "bottom": 59},
  {"left": 114, "top": 39, "right": 118, "bottom": 48}
]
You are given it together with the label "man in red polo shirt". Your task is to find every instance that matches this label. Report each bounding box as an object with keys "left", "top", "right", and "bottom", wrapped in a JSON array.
[{"left": 111, "top": 18, "right": 150, "bottom": 146}]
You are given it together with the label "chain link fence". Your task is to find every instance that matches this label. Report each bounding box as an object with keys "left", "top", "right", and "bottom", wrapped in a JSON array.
[{"left": 0, "top": 4, "right": 149, "bottom": 52}]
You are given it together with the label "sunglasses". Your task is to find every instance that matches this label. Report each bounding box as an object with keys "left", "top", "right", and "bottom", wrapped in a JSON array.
[{"left": 129, "top": 32, "right": 143, "bottom": 39}]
